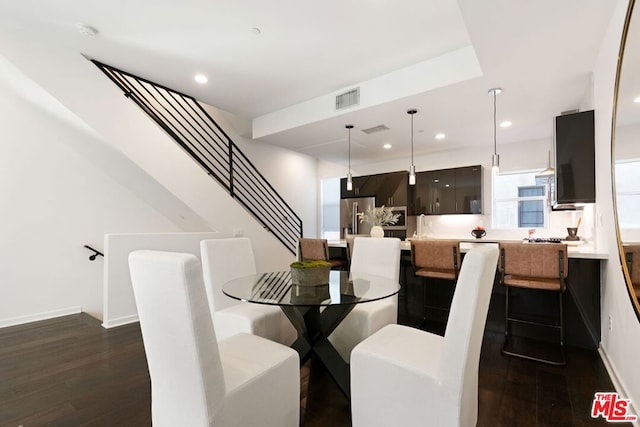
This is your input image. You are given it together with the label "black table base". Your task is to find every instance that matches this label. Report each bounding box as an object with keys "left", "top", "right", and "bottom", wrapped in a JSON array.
[{"left": 280, "top": 299, "right": 357, "bottom": 398}]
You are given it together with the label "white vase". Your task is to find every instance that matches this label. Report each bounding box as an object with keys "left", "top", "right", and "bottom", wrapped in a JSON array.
[{"left": 370, "top": 225, "right": 384, "bottom": 238}]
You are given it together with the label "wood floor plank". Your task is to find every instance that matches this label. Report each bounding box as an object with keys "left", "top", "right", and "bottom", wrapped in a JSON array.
[{"left": 0, "top": 311, "right": 620, "bottom": 426}]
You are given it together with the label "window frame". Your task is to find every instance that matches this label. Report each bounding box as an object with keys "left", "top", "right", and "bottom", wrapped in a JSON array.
[{"left": 492, "top": 170, "right": 550, "bottom": 230}]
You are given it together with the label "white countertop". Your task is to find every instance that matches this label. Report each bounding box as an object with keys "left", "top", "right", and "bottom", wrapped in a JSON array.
[{"left": 329, "top": 239, "right": 609, "bottom": 260}]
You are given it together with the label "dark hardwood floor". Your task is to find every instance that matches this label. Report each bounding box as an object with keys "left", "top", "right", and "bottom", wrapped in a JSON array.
[{"left": 0, "top": 310, "right": 623, "bottom": 426}]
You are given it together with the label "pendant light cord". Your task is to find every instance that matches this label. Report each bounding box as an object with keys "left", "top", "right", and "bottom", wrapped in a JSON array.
[
  {"left": 411, "top": 113, "right": 414, "bottom": 166},
  {"left": 348, "top": 126, "right": 351, "bottom": 171},
  {"left": 346, "top": 124, "right": 353, "bottom": 174},
  {"left": 493, "top": 90, "right": 497, "bottom": 157},
  {"left": 407, "top": 109, "right": 417, "bottom": 166}
]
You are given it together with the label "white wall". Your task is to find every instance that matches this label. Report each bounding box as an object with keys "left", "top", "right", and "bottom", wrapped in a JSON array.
[
  {"left": 0, "top": 77, "right": 186, "bottom": 327},
  {"left": 202, "top": 104, "right": 319, "bottom": 238},
  {"left": 0, "top": 38, "right": 317, "bottom": 326},
  {"left": 593, "top": 0, "right": 640, "bottom": 416},
  {"left": 103, "top": 232, "right": 226, "bottom": 328}
]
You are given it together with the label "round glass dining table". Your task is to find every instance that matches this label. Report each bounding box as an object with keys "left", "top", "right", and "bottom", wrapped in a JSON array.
[
  {"left": 223, "top": 269, "right": 400, "bottom": 397},
  {"left": 222, "top": 269, "right": 400, "bottom": 307}
]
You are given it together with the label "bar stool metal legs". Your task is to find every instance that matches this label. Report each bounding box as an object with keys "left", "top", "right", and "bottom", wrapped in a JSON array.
[{"left": 502, "top": 285, "right": 566, "bottom": 366}]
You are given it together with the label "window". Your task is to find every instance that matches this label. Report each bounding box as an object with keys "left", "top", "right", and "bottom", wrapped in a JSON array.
[
  {"left": 493, "top": 171, "right": 549, "bottom": 229},
  {"left": 518, "top": 186, "right": 545, "bottom": 227},
  {"left": 615, "top": 160, "right": 640, "bottom": 228},
  {"left": 320, "top": 178, "right": 341, "bottom": 240}
]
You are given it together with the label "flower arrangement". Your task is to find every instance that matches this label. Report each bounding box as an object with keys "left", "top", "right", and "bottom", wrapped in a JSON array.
[{"left": 357, "top": 205, "right": 400, "bottom": 226}]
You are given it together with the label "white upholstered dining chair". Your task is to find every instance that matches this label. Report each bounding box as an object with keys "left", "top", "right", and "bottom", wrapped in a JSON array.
[
  {"left": 350, "top": 245, "right": 499, "bottom": 427},
  {"left": 200, "top": 237, "right": 297, "bottom": 345},
  {"left": 128, "top": 250, "right": 300, "bottom": 427},
  {"left": 328, "top": 236, "right": 401, "bottom": 362}
]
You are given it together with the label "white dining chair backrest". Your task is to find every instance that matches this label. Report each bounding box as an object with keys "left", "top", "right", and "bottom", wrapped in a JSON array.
[
  {"left": 201, "top": 237, "right": 257, "bottom": 312},
  {"left": 349, "top": 245, "right": 499, "bottom": 427},
  {"left": 350, "top": 237, "right": 401, "bottom": 282},
  {"left": 440, "top": 245, "right": 499, "bottom": 425},
  {"left": 128, "top": 250, "right": 225, "bottom": 426}
]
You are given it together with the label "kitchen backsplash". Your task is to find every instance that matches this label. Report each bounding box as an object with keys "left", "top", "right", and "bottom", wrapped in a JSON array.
[{"left": 407, "top": 204, "right": 595, "bottom": 242}]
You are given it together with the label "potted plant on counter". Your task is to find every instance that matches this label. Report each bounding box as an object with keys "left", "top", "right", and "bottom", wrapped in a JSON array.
[
  {"left": 357, "top": 205, "right": 400, "bottom": 238},
  {"left": 290, "top": 260, "right": 331, "bottom": 286}
]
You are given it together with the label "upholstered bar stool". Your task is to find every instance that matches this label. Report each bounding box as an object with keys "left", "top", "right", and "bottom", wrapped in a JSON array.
[
  {"left": 498, "top": 242, "right": 568, "bottom": 365},
  {"left": 298, "top": 238, "right": 346, "bottom": 270},
  {"left": 410, "top": 239, "right": 461, "bottom": 328}
]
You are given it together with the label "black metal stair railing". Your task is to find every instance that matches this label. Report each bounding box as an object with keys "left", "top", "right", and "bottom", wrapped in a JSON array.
[{"left": 92, "top": 60, "right": 302, "bottom": 254}]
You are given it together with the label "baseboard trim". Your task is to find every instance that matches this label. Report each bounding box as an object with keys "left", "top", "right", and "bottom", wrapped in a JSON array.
[
  {"left": 598, "top": 346, "right": 640, "bottom": 426},
  {"left": 0, "top": 306, "right": 82, "bottom": 328},
  {"left": 102, "top": 314, "right": 139, "bottom": 329}
]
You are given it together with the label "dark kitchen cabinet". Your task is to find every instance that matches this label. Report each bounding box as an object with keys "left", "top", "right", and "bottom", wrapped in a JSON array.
[
  {"left": 341, "top": 171, "right": 408, "bottom": 206},
  {"left": 555, "top": 110, "right": 595, "bottom": 204},
  {"left": 340, "top": 175, "right": 375, "bottom": 198},
  {"left": 408, "top": 171, "right": 430, "bottom": 215},
  {"left": 375, "top": 171, "right": 408, "bottom": 207},
  {"left": 408, "top": 165, "right": 482, "bottom": 215},
  {"left": 455, "top": 166, "right": 482, "bottom": 214},
  {"left": 430, "top": 168, "right": 456, "bottom": 214}
]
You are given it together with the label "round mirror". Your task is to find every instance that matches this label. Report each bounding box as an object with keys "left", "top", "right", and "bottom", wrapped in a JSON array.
[{"left": 613, "top": 0, "right": 640, "bottom": 320}]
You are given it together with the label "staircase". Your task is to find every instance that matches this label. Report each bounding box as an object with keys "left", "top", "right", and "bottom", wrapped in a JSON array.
[{"left": 92, "top": 61, "right": 303, "bottom": 255}]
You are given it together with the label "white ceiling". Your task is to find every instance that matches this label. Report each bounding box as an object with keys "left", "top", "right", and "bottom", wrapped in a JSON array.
[{"left": 0, "top": 0, "right": 618, "bottom": 167}]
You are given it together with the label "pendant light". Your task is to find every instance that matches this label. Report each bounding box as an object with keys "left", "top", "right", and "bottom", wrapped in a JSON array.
[
  {"left": 407, "top": 109, "right": 417, "bottom": 185},
  {"left": 488, "top": 88, "right": 502, "bottom": 175},
  {"left": 346, "top": 124, "right": 354, "bottom": 191}
]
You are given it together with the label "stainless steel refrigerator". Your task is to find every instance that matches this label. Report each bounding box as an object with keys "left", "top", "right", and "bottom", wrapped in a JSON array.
[{"left": 340, "top": 197, "right": 375, "bottom": 239}]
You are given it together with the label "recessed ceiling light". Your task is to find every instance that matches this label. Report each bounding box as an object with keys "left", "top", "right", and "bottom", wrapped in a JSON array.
[
  {"left": 383, "top": 143, "right": 392, "bottom": 149},
  {"left": 435, "top": 133, "right": 446, "bottom": 140},
  {"left": 76, "top": 23, "right": 98, "bottom": 37},
  {"left": 194, "top": 74, "right": 208, "bottom": 84},
  {"left": 634, "top": 96, "right": 640, "bottom": 103},
  {"left": 251, "top": 27, "right": 261, "bottom": 36},
  {"left": 500, "top": 120, "right": 512, "bottom": 128}
]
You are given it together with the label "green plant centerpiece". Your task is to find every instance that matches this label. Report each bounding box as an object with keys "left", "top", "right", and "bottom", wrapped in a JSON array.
[{"left": 290, "top": 259, "right": 331, "bottom": 286}]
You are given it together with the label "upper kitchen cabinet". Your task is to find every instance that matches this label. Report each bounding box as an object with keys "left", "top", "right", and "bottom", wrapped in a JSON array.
[
  {"left": 430, "top": 168, "right": 456, "bottom": 214},
  {"left": 408, "top": 165, "right": 482, "bottom": 215},
  {"left": 408, "top": 171, "right": 431, "bottom": 215},
  {"left": 340, "top": 171, "right": 408, "bottom": 205},
  {"left": 555, "top": 110, "right": 595, "bottom": 204},
  {"left": 455, "top": 165, "right": 482, "bottom": 214},
  {"left": 375, "top": 171, "right": 408, "bottom": 207},
  {"left": 340, "top": 175, "right": 375, "bottom": 198}
]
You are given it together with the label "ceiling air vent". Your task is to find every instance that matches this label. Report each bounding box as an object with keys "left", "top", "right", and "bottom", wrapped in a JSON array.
[
  {"left": 361, "top": 124, "right": 389, "bottom": 135},
  {"left": 335, "top": 87, "right": 360, "bottom": 110}
]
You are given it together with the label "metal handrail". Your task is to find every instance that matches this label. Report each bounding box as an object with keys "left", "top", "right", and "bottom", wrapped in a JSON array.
[
  {"left": 84, "top": 245, "right": 104, "bottom": 261},
  {"left": 92, "top": 60, "right": 302, "bottom": 254}
]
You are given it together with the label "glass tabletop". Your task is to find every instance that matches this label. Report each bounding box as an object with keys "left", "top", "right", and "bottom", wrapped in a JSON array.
[{"left": 223, "top": 270, "right": 400, "bottom": 307}]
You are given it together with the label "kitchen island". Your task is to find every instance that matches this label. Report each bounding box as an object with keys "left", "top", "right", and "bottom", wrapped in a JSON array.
[{"left": 328, "top": 238, "right": 607, "bottom": 350}]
